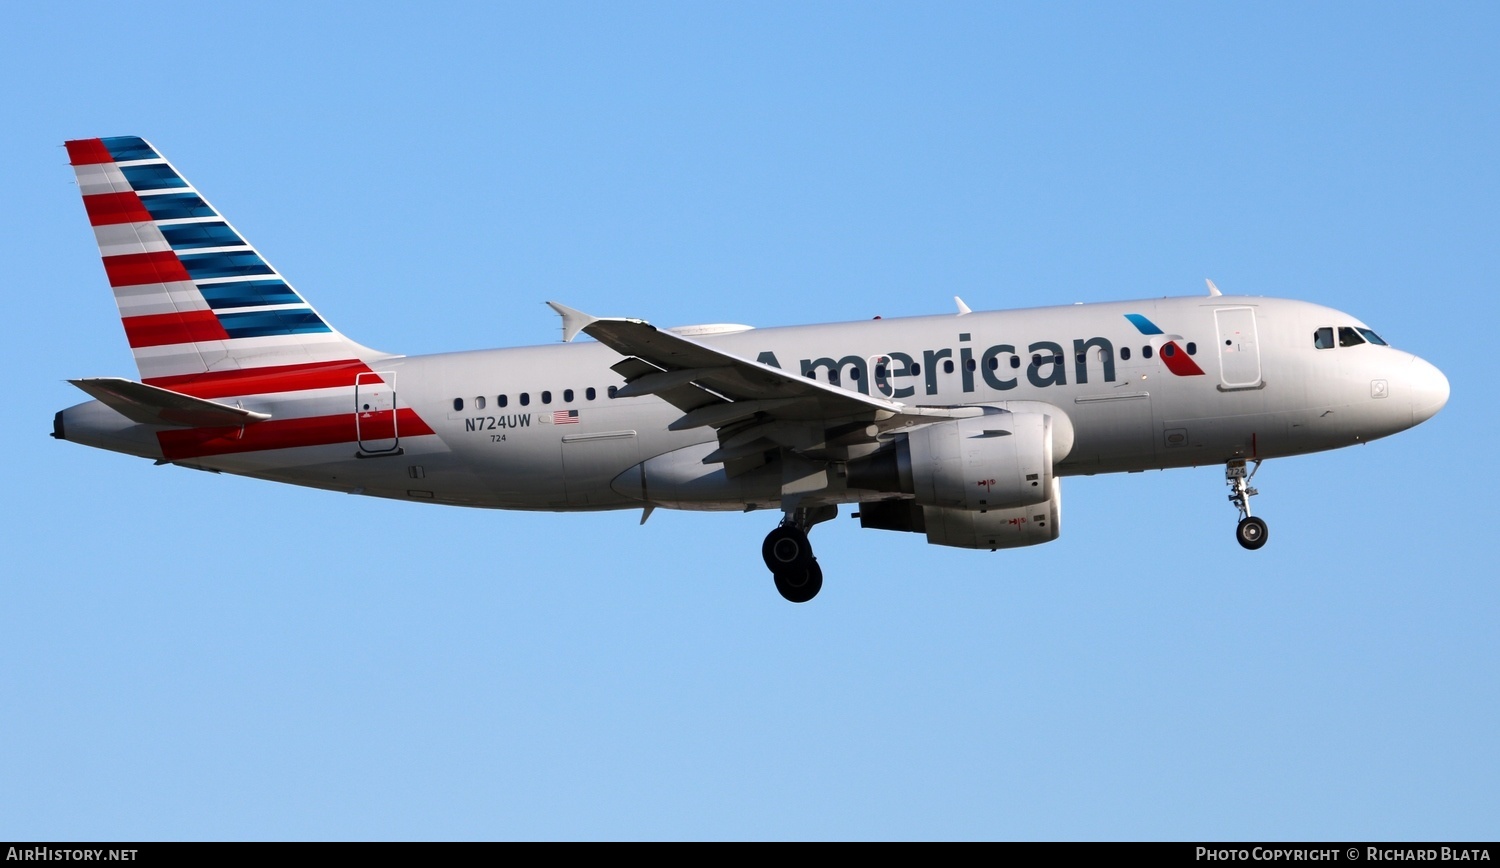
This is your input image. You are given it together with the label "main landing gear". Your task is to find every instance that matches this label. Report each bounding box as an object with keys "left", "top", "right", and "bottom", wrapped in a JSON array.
[
  {"left": 762, "top": 505, "right": 836, "bottom": 603},
  {"left": 1226, "top": 458, "right": 1268, "bottom": 550}
]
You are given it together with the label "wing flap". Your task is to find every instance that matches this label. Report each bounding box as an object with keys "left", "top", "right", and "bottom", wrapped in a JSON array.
[
  {"left": 549, "top": 302, "right": 989, "bottom": 463},
  {"left": 567, "top": 310, "right": 904, "bottom": 418}
]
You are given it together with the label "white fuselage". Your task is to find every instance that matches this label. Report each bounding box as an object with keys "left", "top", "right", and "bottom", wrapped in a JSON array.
[{"left": 58, "top": 294, "right": 1449, "bottom": 513}]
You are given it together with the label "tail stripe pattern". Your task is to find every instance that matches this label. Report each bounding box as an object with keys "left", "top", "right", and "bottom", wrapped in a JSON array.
[{"left": 66, "top": 136, "right": 378, "bottom": 381}]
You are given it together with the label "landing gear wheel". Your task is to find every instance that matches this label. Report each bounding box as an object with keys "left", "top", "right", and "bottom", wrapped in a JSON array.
[
  {"left": 1236, "top": 516, "right": 1269, "bottom": 550},
  {"left": 774, "top": 561, "right": 823, "bottom": 603},
  {"left": 1226, "top": 459, "right": 1270, "bottom": 551},
  {"left": 762, "top": 525, "right": 813, "bottom": 571}
]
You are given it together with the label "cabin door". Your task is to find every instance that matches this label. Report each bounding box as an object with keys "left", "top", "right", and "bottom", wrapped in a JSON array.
[
  {"left": 1214, "top": 307, "right": 1262, "bottom": 389},
  {"left": 355, "top": 371, "right": 400, "bottom": 454}
]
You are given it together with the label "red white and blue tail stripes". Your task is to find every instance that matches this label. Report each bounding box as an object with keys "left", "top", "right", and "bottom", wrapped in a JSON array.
[
  {"left": 66, "top": 136, "right": 381, "bottom": 382},
  {"left": 66, "top": 137, "right": 433, "bottom": 460}
]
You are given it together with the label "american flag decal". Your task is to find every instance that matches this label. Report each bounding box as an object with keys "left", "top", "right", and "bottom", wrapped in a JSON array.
[{"left": 553, "top": 409, "right": 580, "bottom": 425}]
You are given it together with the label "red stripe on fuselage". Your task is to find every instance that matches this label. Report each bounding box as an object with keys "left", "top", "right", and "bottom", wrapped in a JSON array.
[
  {"left": 1160, "top": 341, "right": 1205, "bottom": 376},
  {"left": 103, "top": 250, "right": 191, "bottom": 287},
  {"left": 121, "top": 310, "right": 229, "bottom": 348},
  {"left": 66, "top": 138, "right": 113, "bottom": 165},
  {"left": 156, "top": 408, "right": 434, "bottom": 460},
  {"left": 84, "top": 191, "right": 153, "bottom": 226},
  {"left": 145, "top": 361, "right": 377, "bottom": 399}
]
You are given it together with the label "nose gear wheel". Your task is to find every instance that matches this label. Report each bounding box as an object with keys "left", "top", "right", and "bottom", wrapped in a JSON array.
[{"left": 1226, "top": 458, "right": 1269, "bottom": 550}]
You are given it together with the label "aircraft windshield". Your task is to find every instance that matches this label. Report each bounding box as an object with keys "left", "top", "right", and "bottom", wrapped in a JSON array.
[{"left": 1317, "top": 325, "right": 1391, "bottom": 349}]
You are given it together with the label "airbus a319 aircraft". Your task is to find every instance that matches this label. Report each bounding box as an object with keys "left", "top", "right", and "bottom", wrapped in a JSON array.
[{"left": 53, "top": 136, "right": 1450, "bottom": 602}]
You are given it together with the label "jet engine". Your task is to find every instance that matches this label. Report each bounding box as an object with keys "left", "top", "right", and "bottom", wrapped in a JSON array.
[
  {"left": 856, "top": 487, "right": 1062, "bottom": 550},
  {"left": 848, "top": 404, "right": 1071, "bottom": 507},
  {"left": 847, "top": 403, "right": 1071, "bottom": 550}
]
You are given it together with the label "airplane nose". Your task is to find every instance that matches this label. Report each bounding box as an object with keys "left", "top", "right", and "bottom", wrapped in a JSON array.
[{"left": 1407, "top": 356, "right": 1449, "bottom": 425}]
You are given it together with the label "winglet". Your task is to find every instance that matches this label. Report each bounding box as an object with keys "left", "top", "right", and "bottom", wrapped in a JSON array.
[
  {"left": 546, "top": 301, "right": 599, "bottom": 343},
  {"left": 1205, "top": 279, "right": 1222, "bottom": 297},
  {"left": 955, "top": 296, "right": 972, "bottom": 316}
]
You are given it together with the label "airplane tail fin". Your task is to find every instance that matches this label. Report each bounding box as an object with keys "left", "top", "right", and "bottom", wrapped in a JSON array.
[{"left": 64, "top": 136, "right": 388, "bottom": 385}]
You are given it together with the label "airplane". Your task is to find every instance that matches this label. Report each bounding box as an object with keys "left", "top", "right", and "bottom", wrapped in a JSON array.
[{"left": 52, "top": 136, "right": 1450, "bottom": 602}]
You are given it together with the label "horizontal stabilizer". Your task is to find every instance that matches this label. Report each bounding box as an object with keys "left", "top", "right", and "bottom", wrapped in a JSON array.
[{"left": 69, "top": 377, "right": 271, "bottom": 427}]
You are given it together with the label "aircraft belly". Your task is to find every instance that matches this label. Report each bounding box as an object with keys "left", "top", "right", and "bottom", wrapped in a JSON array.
[
  {"left": 561, "top": 430, "right": 644, "bottom": 507},
  {"left": 443, "top": 428, "right": 567, "bottom": 509},
  {"left": 612, "top": 440, "right": 781, "bottom": 510},
  {"left": 1063, "top": 390, "right": 1155, "bottom": 468}
]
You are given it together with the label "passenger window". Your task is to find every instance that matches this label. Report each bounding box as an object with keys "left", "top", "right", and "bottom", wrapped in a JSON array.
[
  {"left": 1339, "top": 327, "right": 1365, "bottom": 347},
  {"left": 541, "top": 391, "right": 552, "bottom": 404},
  {"left": 1314, "top": 327, "right": 1335, "bottom": 349},
  {"left": 563, "top": 389, "right": 574, "bottom": 402},
  {"left": 586, "top": 387, "right": 596, "bottom": 400},
  {"left": 1186, "top": 342, "right": 1197, "bottom": 355},
  {"left": 1010, "top": 356, "right": 1020, "bottom": 369},
  {"left": 1120, "top": 347, "right": 1131, "bottom": 361},
  {"left": 519, "top": 393, "right": 530, "bottom": 406},
  {"left": 848, "top": 368, "right": 861, "bottom": 381},
  {"left": 498, "top": 395, "right": 508, "bottom": 408},
  {"left": 475, "top": 396, "right": 486, "bottom": 410},
  {"left": 943, "top": 360, "right": 954, "bottom": 374},
  {"left": 910, "top": 363, "right": 921, "bottom": 376},
  {"left": 966, "top": 359, "right": 977, "bottom": 371},
  {"left": 1163, "top": 344, "right": 1175, "bottom": 358},
  {"left": 453, "top": 398, "right": 463, "bottom": 411},
  {"left": 608, "top": 386, "right": 618, "bottom": 398},
  {"left": 1030, "top": 354, "right": 1042, "bottom": 367},
  {"left": 987, "top": 357, "right": 999, "bottom": 370},
  {"left": 1143, "top": 345, "right": 1153, "bottom": 359}
]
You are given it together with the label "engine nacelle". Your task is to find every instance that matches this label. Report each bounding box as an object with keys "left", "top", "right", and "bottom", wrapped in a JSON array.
[
  {"left": 908, "top": 411, "right": 1053, "bottom": 510},
  {"left": 857, "top": 482, "right": 1062, "bottom": 550},
  {"left": 922, "top": 488, "right": 1061, "bottom": 549},
  {"left": 849, "top": 405, "right": 1070, "bottom": 511}
]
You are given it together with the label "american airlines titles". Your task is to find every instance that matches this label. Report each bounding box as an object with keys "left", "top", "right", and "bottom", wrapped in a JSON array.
[{"left": 756, "top": 332, "right": 1121, "bottom": 398}]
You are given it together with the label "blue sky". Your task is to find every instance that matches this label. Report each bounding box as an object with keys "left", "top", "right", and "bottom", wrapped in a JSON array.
[{"left": 2, "top": 2, "right": 1495, "bottom": 840}]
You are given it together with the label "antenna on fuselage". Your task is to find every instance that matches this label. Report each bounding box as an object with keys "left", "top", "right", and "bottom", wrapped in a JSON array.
[{"left": 1205, "top": 279, "right": 1223, "bottom": 297}]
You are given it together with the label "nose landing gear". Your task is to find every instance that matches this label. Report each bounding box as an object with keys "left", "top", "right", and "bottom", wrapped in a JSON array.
[
  {"left": 1227, "top": 458, "right": 1268, "bottom": 550},
  {"left": 762, "top": 505, "right": 835, "bottom": 602}
]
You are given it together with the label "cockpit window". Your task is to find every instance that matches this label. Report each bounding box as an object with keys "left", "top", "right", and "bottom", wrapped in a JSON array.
[
  {"left": 1357, "top": 328, "right": 1388, "bottom": 346},
  {"left": 1338, "top": 327, "right": 1365, "bottom": 347},
  {"left": 1314, "top": 327, "right": 1334, "bottom": 349}
]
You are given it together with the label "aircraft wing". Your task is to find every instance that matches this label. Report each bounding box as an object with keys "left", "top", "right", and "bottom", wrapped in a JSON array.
[
  {"left": 69, "top": 377, "right": 272, "bottom": 428},
  {"left": 548, "top": 303, "right": 979, "bottom": 468}
]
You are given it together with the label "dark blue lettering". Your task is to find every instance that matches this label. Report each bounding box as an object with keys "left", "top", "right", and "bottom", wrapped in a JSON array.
[{"left": 1027, "top": 340, "right": 1067, "bottom": 387}]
